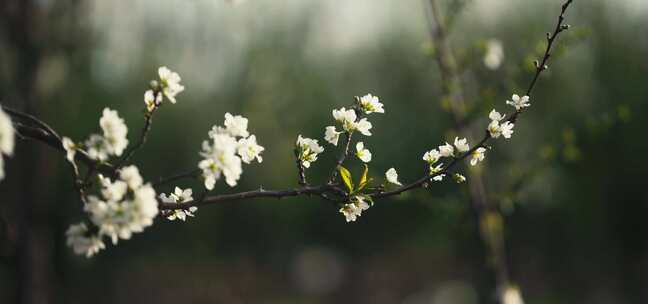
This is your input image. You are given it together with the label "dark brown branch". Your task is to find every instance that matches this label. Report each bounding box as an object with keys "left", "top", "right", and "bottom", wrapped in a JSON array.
[
  {"left": 115, "top": 103, "right": 159, "bottom": 168},
  {"left": 328, "top": 131, "right": 354, "bottom": 183}
]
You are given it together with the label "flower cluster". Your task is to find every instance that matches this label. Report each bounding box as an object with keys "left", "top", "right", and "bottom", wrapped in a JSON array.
[
  {"left": 295, "top": 135, "right": 324, "bottom": 168},
  {"left": 324, "top": 94, "right": 383, "bottom": 147},
  {"left": 0, "top": 108, "right": 15, "bottom": 180},
  {"left": 160, "top": 187, "right": 197, "bottom": 221},
  {"left": 199, "top": 113, "right": 264, "bottom": 190},
  {"left": 339, "top": 195, "right": 371, "bottom": 222},
  {"left": 488, "top": 94, "right": 529, "bottom": 139},
  {"left": 422, "top": 137, "right": 472, "bottom": 182},
  {"left": 144, "top": 67, "right": 185, "bottom": 111},
  {"left": 66, "top": 165, "right": 158, "bottom": 257},
  {"left": 62, "top": 108, "right": 129, "bottom": 163}
]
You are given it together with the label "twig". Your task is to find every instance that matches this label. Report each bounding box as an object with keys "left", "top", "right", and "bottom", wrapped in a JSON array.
[
  {"left": 328, "top": 131, "right": 354, "bottom": 183},
  {"left": 153, "top": 168, "right": 201, "bottom": 187}
]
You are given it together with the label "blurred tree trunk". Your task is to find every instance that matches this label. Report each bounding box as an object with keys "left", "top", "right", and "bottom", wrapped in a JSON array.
[{"left": 1, "top": 0, "right": 54, "bottom": 303}]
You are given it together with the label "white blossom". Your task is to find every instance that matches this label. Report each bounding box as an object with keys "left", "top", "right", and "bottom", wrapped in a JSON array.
[
  {"left": 144, "top": 90, "right": 162, "bottom": 112},
  {"left": 438, "top": 142, "right": 454, "bottom": 157},
  {"left": 354, "top": 118, "right": 373, "bottom": 136},
  {"left": 489, "top": 109, "right": 504, "bottom": 121},
  {"left": 223, "top": 112, "right": 250, "bottom": 138},
  {"left": 237, "top": 135, "right": 264, "bottom": 164},
  {"left": 0, "top": 107, "right": 14, "bottom": 157},
  {"left": 324, "top": 126, "right": 341, "bottom": 146},
  {"left": 62, "top": 137, "right": 76, "bottom": 163},
  {"left": 158, "top": 66, "right": 184, "bottom": 104},
  {"left": 501, "top": 286, "right": 525, "bottom": 304},
  {"left": 385, "top": 168, "right": 402, "bottom": 186},
  {"left": 454, "top": 137, "right": 470, "bottom": 153},
  {"left": 470, "top": 147, "right": 486, "bottom": 166},
  {"left": 296, "top": 135, "right": 324, "bottom": 168},
  {"left": 66, "top": 223, "right": 105, "bottom": 257},
  {"left": 500, "top": 121, "right": 515, "bottom": 139},
  {"left": 99, "top": 108, "right": 129, "bottom": 157},
  {"left": 506, "top": 94, "right": 531, "bottom": 111},
  {"left": 199, "top": 132, "right": 242, "bottom": 188},
  {"left": 160, "top": 187, "right": 197, "bottom": 221},
  {"left": 355, "top": 142, "right": 372, "bottom": 163},
  {"left": 0, "top": 108, "right": 14, "bottom": 180},
  {"left": 84, "top": 165, "right": 158, "bottom": 245},
  {"left": 453, "top": 173, "right": 467, "bottom": 183},
  {"left": 85, "top": 134, "right": 108, "bottom": 161},
  {"left": 339, "top": 196, "right": 371, "bottom": 222},
  {"left": 332, "top": 107, "right": 357, "bottom": 132},
  {"left": 487, "top": 110, "right": 514, "bottom": 139},
  {"left": 358, "top": 94, "right": 384, "bottom": 114},
  {"left": 430, "top": 163, "right": 445, "bottom": 182},
  {"left": 484, "top": 39, "right": 504, "bottom": 70},
  {"left": 423, "top": 149, "right": 441, "bottom": 164},
  {"left": 119, "top": 165, "right": 143, "bottom": 190}
]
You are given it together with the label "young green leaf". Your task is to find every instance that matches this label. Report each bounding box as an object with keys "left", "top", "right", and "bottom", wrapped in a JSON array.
[
  {"left": 358, "top": 164, "right": 369, "bottom": 191},
  {"left": 338, "top": 166, "right": 354, "bottom": 192}
]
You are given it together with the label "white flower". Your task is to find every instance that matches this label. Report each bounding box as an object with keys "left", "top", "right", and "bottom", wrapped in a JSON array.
[
  {"left": 489, "top": 109, "right": 504, "bottom": 121},
  {"left": 62, "top": 137, "right": 76, "bottom": 163},
  {"left": 296, "top": 135, "right": 324, "bottom": 168},
  {"left": 199, "top": 133, "right": 243, "bottom": 188},
  {"left": 355, "top": 142, "right": 372, "bottom": 163},
  {"left": 501, "top": 286, "right": 524, "bottom": 304},
  {"left": 144, "top": 90, "right": 162, "bottom": 112},
  {"left": 339, "top": 196, "right": 371, "bottom": 222},
  {"left": 160, "top": 187, "right": 197, "bottom": 221},
  {"left": 66, "top": 223, "right": 105, "bottom": 257},
  {"left": 119, "top": 165, "right": 143, "bottom": 190},
  {"left": 85, "top": 134, "right": 108, "bottom": 161},
  {"left": 99, "top": 108, "right": 129, "bottom": 157},
  {"left": 324, "top": 126, "right": 342, "bottom": 146},
  {"left": 488, "top": 120, "right": 502, "bottom": 138},
  {"left": 0, "top": 107, "right": 14, "bottom": 180},
  {"left": 385, "top": 168, "right": 402, "bottom": 186},
  {"left": 339, "top": 203, "right": 361, "bottom": 222},
  {"left": 506, "top": 94, "right": 530, "bottom": 111},
  {"left": 84, "top": 165, "right": 158, "bottom": 245},
  {"left": 430, "top": 163, "right": 445, "bottom": 181},
  {"left": 0, "top": 107, "right": 15, "bottom": 157},
  {"left": 423, "top": 149, "right": 441, "bottom": 164},
  {"left": 438, "top": 142, "right": 454, "bottom": 157},
  {"left": 332, "top": 107, "right": 357, "bottom": 132},
  {"left": 237, "top": 135, "right": 264, "bottom": 164},
  {"left": 453, "top": 137, "right": 470, "bottom": 153},
  {"left": 358, "top": 94, "right": 384, "bottom": 114},
  {"left": 470, "top": 147, "right": 486, "bottom": 166},
  {"left": 354, "top": 118, "right": 372, "bottom": 136},
  {"left": 100, "top": 178, "right": 128, "bottom": 202},
  {"left": 500, "top": 121, "right": 515, "bottom": 139},
  {"left": 158, "top": 66, "right": 184, "bottom": 104},
  {"left": 453, "top": 173, "right": 466, "bottom": 183},
  {"left": 223, "top": 113, "right": 250, "bottom": 138},
  {"left": 484, "top": 39, "right": 504, "bottom": 70}
]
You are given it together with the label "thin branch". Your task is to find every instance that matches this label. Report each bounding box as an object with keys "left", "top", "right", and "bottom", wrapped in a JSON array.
[
  {"left": 328, "top": 131, "right": 354, "bottom": 183},
  {"left": 115, "top": 105, "right": 159, "bottom": 168}
]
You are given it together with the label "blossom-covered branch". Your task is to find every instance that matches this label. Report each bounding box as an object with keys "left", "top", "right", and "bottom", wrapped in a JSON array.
[{"left": 0, "top": 0, "right": 574, "bottom": 258}]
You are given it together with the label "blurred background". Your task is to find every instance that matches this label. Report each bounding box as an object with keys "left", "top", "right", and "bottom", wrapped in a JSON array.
[{"left": 1, "top": 0, "right": 647, "bottom": 303}]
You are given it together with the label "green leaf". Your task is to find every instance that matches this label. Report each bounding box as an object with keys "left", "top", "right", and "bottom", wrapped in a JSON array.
[
  {"left": 338, "top": 166, "right": 354, "bottom": 192},
  {"left": 357, "top": 164, "right": 369, "bottom": 191}
]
